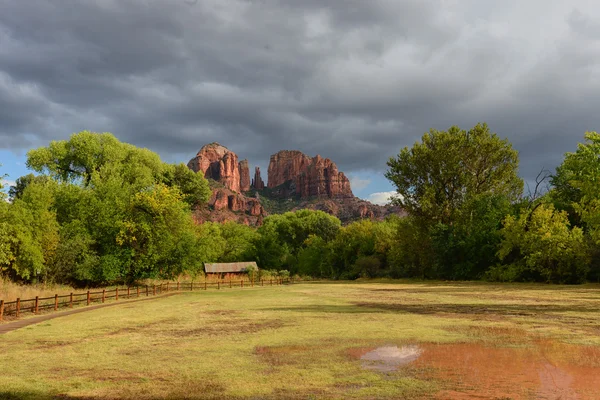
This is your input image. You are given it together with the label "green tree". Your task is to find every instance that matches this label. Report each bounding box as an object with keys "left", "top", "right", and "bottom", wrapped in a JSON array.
[
  {"left": 116, "top": 184, "right": 201, "bottom": 283},
  {"left": 218, "top": 222, "right": 259, "bottom": 262},
  {"left": 297, "top": 235, "right": 332, "bottom": 277},
  {"left": 22, "top": 131, "right": 212, "bottom": 285},
  {"left": 1, "top": 180, "right": 60, "bottom": 281},
  {"left": 551, "top": 132, "right": 600, "bottom": 242},
  {"left": 193, "top": 222, "right": 226, "bottom": 278},
  {"left": 9, "top": 174, "right": 50, "bottom": 200},
  {"left": 162, "top": 163, "right": 211, "bottom": 206},
  {"left": 429, "top": 194, "right": 511, "bottom": 280},
  {"left": 256, "top": 209, "right": 341, "bottom": 272},
  {"left": 385, "top": 123, "right": 523, "bottom": 226},
  {"left": 494, "top": 204, "right": 589, "bottom": 283},
  {"left": 27, "top": 131, "right": 210, "bottom": 204}
]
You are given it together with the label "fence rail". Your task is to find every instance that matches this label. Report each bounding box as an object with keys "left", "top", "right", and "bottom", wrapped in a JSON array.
[{"left": 0, "top": 278, "right": 291, "bottom": 322}]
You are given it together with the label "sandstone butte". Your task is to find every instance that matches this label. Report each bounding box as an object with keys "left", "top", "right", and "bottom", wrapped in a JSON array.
[
  {"left": 188, "top": 143, "right": 403, "bottom": 226},
  {"left": 187, "top": 142, "right": 250, "bottom": 193},
  {"left": 267, "top": 150, "right": 354, "bottom": 198}
]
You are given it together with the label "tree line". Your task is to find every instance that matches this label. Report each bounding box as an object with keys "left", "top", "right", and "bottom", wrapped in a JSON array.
[{"left": 1, "top": 126, "right": 599, "bottom": 286}]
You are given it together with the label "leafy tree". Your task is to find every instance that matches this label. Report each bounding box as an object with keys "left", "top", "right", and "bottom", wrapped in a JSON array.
[
  {"left": 218, "top": 222, "right": 259, "bottom": 262},
  {"left": 297, "top": 235, "right": 332, "bottom": 277},
  {"left": 330, "top": 220, "right": 378, "bottom": 278},
  {"left": 352, "top": 255, "right": 381, "bottom": 278},
  {"left": 27, "top": 131, "right": 210, "bottom": 204},
  {"left": 429, "top": 194, "right": 511, "bottom": 280},
  {"left": 162, "top": 163, "right": 211, "bottom": 206},
  {"left": 256, "top": 209, "right": 341, "bottom": 271},
  {"left": 194, "top": 222, "right": 226, "bottom": 270},
  {"left": 385, "top": 123, "right": 523, "bottom": 226},
  {"left": 116, "top": 184, "right": 200, "bottom": 283},
  {"left": 9, "top": 174, "right": 49, "bottom": 200},
  {"left": 1, "top": 180, "right": 59, "bottom": 281},
  {"left": 386, "top": 216, "right": 433, "bottom": 278},
  {"left": 494, "top": 204, "right": 589, "bottom": 283},
  {"left": 21, "top": 131, "right": 211, "bottom": 285},
  {"left": 552, "top": 132, "right": 600, "bottom": 240}
]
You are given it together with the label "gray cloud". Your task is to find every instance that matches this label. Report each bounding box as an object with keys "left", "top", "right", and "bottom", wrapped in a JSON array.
[{"left": 1, "top": 0, "right": 599, "bottom": 188}]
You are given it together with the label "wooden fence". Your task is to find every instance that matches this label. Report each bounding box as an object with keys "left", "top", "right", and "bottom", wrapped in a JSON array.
[{"left": 0, "top": 278, "right": 290, "bottom": 322}]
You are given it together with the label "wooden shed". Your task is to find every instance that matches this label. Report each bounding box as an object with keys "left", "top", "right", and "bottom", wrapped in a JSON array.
[{"left": 204, "top": 262, "right": 257, "bottom": 277}]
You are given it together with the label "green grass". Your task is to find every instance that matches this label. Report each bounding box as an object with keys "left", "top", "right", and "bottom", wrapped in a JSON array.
[{"left": 0, "top": 280, "right": 599, "bottom": 399}]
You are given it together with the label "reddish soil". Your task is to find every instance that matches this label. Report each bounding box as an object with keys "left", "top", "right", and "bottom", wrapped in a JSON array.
[{"left": 351, "top": 342, "right": 600, "bottom": 399}]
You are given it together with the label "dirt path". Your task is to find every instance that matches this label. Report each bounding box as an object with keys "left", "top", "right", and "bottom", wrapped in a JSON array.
[{"left": 0, "top": 292, "right": 180, "bottom": 335}]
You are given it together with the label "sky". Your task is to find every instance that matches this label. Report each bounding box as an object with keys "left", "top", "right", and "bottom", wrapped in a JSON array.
[{"left": 1, "top": 0, "right": 599, "bottom": 204}]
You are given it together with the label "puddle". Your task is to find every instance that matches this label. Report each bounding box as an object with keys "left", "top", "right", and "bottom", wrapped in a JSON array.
[
  {"left": 360, "top": 345, "right": 422, "bottom": 372},
  {"left": 351, "top": 342, "right": 600, "bottom": 399}
]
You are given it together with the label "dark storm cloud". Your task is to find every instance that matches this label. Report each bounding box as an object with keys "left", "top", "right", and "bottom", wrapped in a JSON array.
[{"left": 1, "top": 0, "right": 599, "bottom": 188}]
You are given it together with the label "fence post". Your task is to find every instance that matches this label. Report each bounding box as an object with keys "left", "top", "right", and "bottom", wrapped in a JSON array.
[
  {"left": 166, "top": 282, "right": 169, "bottom": 292},
  {"left": 69, "top": 293, "right": 73, "bottom": 308},
  {"left": 54, "top": 294, "right": 58, "bottom": 311},
  {"left": 102, "top": 290, "right": 106, "bottom": 303},
  {"left": 229, "top": 279, "right": 232, "bottom": 288},
  {"left": 127, "top": 287, "right": 130, "bottom": 299},
  {"left": 177, "top": 281, "right": 180, "bottom": 291},
  {"left": 34, "top": 296, "right": 39, "bottom": 314},
  {"left": 191, "top": 282, "right": 193, "bottom": 291},
  {"left": 137, "top": 287, "right": 140, "bottom": 297},
  {"left": 251, "top": 278, "right": 254, "bottom": 287},
  {"left": 0, "top": 299, "right": 4, "bottom": 321},
  {"left": 241, "top": 279, "right": 243, "bottom": 288},
  {"left": 153, "top": 285, "right": 156, "bottom": 296},
  {"left": 146, "top": 285, "right": 149, "bottom": 296},
  {"left": 16, "top": 298, "right": 20, "bottom": 318},
  {"left": 204, "top": 280, "right": 207, "bottom": 290},
  {"left": 116, "top": 288, "right": 119, "bottom": 301},
  {"left": 87, "top": 291, "right": 90, "bottom": 306},
  {"left": 218, "top": 281, "right": 220, "bottom": 290}
]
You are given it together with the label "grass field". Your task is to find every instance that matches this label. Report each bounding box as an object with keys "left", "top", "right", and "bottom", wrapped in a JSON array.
[{"left": 1, "top": 280, "right": 599, "bottom": 399}]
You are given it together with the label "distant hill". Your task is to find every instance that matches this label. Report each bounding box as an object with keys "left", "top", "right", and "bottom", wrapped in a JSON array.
[{"left": 187, "top": 143, "right": 404, "bottom": 226}]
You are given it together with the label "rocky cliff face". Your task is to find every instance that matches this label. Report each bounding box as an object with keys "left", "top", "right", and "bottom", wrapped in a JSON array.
[
  {"left": 239, "top": 160, "right": 250, "bottom": 192},
  {"left": 252, "top": 167, "right": 265, "bottom": 190},
  {"left": 267, "top": 151, "right": 353, "bottom": 199},
  {"left": 188, "top": 143, "right": 266, "bottom": 225},
  {"left": 188, "top": 143, "right": 403, "bottom": 226},
  {"left": 188, "top": 143, "right": 250, "bottom": 194},
  {"left": 267, "top": 150, "right": 312, "bottom": 189}
]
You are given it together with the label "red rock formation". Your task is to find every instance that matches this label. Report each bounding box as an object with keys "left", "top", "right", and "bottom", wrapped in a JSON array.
[
  {"left": 267, "top": 150, "right": 312, "bottom": 189},
  {"left": 199, "top": 188, "right": 267, "bottom": 226},
  {"left": 228, "top": 194, "right": 245, "bottom": 212},
  {"left": 296, "top": 155, "right": 353, "bottom": 198},
  {"left": 188, "top": 143, "right": 242, "bottom": 193},
  {"left": 239, "top": 160, "right": 250, "bottom": 192},
  {"left": 248, "top": 199, "right": 263, "bottom": 216},
  {"left": 211, "top": 189, "right": 229, "bottom": 211},
  {"left": 252, "top": 167, "right": 265, "bottom": 190},
  {"left": 267, "top": 151, "right": 353, "bottom": 199},
  {"left": 357, "top": 204, "right": 375, "bottom": 219},
  {"left": 189, "top": 143, "right": 404, "bottom": 226}
]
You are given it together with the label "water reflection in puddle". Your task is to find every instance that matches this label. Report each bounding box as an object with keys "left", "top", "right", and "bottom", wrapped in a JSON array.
[
  {"left": 352, "top": 342, "right": 600, "bottom": 399},
  {"left": 360, "top": 345, "right": 422, "bottom": 372}
]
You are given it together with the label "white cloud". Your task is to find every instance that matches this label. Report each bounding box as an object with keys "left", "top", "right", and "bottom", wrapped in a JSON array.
[
  {"left": 1, "top": 179, "right": 16, "bottom": 188},
  {"left": 367, "top": 191, "right": 400, "bottom": 205},
  {"left": 348, "top": 176, "right": 371, "bottom": 191}
]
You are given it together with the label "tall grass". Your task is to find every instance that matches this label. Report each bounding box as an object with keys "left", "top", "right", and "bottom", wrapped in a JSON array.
[
  {"left": 1, "top": 270, "right": 293, "bottom": 302},
  {"left": 0, "top": 278, "right": 79, "bottom": 302}
]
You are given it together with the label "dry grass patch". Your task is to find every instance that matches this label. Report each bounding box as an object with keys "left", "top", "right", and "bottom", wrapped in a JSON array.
[{"left": 0, "top": 281, "right": 598, "bottom": 399}]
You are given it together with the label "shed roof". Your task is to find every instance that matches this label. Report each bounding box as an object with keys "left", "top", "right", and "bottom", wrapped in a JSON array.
[{"left": 204, "top": 262, "right": 257, "bottom": 274}]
